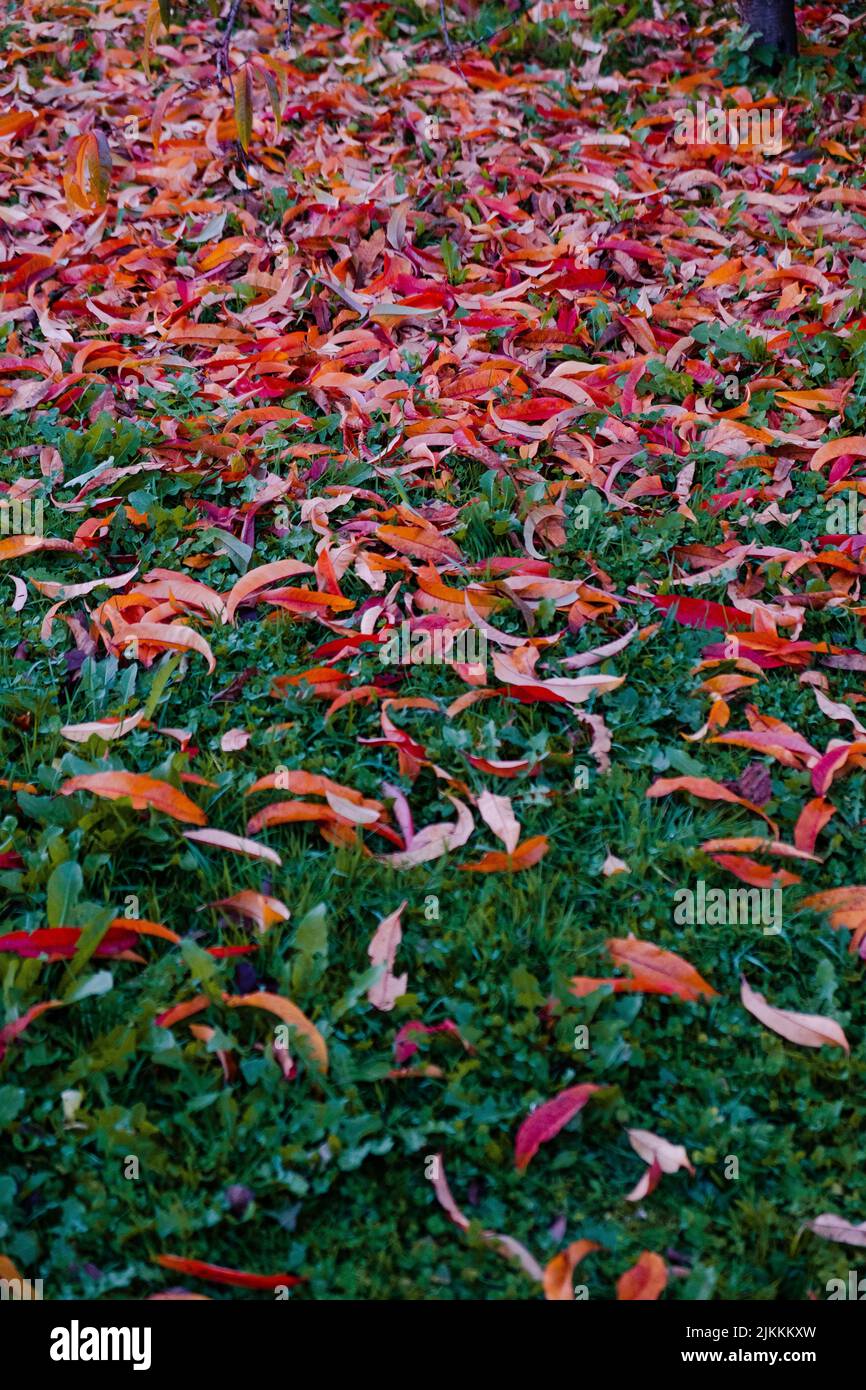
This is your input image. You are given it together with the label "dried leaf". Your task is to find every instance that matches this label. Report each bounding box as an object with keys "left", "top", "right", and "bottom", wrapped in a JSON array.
[{"left": 740, "top": 976, "right": 849, "bottom": 1053}]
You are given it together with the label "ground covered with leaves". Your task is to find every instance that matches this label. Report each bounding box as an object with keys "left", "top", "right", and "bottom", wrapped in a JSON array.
[{"left": 2, "top": 0, "right": 866, "bottom": 1301}]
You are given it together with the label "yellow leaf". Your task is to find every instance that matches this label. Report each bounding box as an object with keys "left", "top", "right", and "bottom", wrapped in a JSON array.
[{"left": 233, "top": 66, "right": 253, "bottom": 152}]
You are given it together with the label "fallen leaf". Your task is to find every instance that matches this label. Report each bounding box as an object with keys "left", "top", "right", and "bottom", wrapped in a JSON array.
[
  {"left": 367, "top": 900, "right": 409, "bottom": 1011},
  {"left": 183, "top": 828, "right": 282, "bottom": 865},
  {"left": 220, "top": 728, "right": 251, "bottom": 752},
  {"left": 740, "top": 976, "right": 849, "bottom": 1053},
  {"left": 476, "top": 789, "right": 521, "bottom": 855},
  {"left": 153, "top": 1256, "right": 302, "bottom": 1290},
  {"left": 543, "top": 1239, "right": 599, "bottom": 1300},
  {"left": 606, "top": 938, "right": 717, "bottom": 1002},
  {"left": 616, "top": 1251, "right": 667, "bottom": 1301},
  {"left": 205, "top": 891, "right": 290, "bottom": 931},
  {"left": 223, "top": 990, "right": 328, "bottom": 1073},
  {"left": 806, "top": 1214, "right": 866, "bottom": 1247},
  {"left": 515, "top": 1083, "right": 601, "bottom": 1171},
  {"left": 60, "top": 772, "right": 206, "bottom": 825}
]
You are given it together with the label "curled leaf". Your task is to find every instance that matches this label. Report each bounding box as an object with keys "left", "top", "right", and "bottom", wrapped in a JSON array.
[
  {"left": 223, "top": 990, "right": 328, "bottom": 1073},
  {"left": 543, "top": 1240, "right": 599, "bottom": 1301}
]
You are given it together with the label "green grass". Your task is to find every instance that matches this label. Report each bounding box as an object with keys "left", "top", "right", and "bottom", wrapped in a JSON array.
[{"left": 3, "top": 392, "right": 866, "bottom": 1298}]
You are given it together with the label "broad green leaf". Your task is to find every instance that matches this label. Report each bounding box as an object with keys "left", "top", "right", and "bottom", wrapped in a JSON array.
[{"left": 46, "top": 860, "right": 83, "bottom": 928}]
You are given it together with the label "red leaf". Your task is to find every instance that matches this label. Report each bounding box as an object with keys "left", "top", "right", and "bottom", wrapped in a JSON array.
[
  {"left": 153, "top": 1256, "right": 303, "bottom": 1290},
  {"left": 649, "top": 595, "right": 751, "bottom": 630},
  {"left": 514, "top": 1084, "right": 601, "bottom": 1171}
]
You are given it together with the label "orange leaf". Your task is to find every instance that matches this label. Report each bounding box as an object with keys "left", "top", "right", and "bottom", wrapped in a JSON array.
[
  {"left": 246, "top": 801, "right": 342, "bottom": 835},
  {"left": 116, "top": 620, "right": 216, "bottom": 673},
  {"left": 707, "top": 854, "right": 800, "bottom": 888},
  {"left": 459, "top": 835, "right": 549, "bottom": 873},
  {"left": 543, "top": 1240, "right": 599, "bottom": 1300},
  {"left": 85, "top": 130, "right": 111, "bottom": 208},
  {"left": 224, "top": 559, "right": 313, "bottom": 623},
  {"left": 646, "top": 774, "right": 778, "bottom": 836},
  {"left": 810, "top": 435, "right": 866, "bottom": 472},
  {"left": 570, "top": 975, "right": 640, "bottom": 998},
  {"left": 699, "top": 836, "right": 818, "bottom": 862},
  {"left": 142, "top": 0, "right": 163, "bottom": 77},
  {"left": 0, "top": 1000, "right": 63, "bottom": 1062},
  {"left": 205, "top": 892, "right": 290, "bottom": 932},
  {"left": 616, "top": 1251, "right": 667, "bottom": 1300},
  {"left": 0, "top": 536, "right": 77, "bottom": 562},
  {"left": 109, "top": 916, "right": 181, "bottom": 944},
  {"left": 800, "top": 885, "right": 866, "bottom": 914},
  {"left": 606, "top": 937, "right": 717, "bottom": 1001},
  {"left": 156, "top": 996, "right": 211, "bottom": 1029},
  {"left": 222, "top": 991, "right": 328, "bottom": 1073},
  {"left": 375, "top": 524, "right": 463, "bottom": 565},
  {"left": 245, "top": 769, "right": 381, "bottom": 811},
  {"left": 60, "top": 772, "right": 206, "bottom": 825}
]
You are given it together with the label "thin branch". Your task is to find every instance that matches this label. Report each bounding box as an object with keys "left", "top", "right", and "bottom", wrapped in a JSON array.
[
  {"left": 215, "top": 0, "right": 244, "bottom": 86},
  {"left": 439, "top": 0, "right": 454, "bottom": 56}
]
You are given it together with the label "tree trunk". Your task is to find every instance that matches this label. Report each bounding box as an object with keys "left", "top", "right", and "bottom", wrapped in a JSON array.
[{"left": 739, "top": 0, "right": 798, "bottom": 57}]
